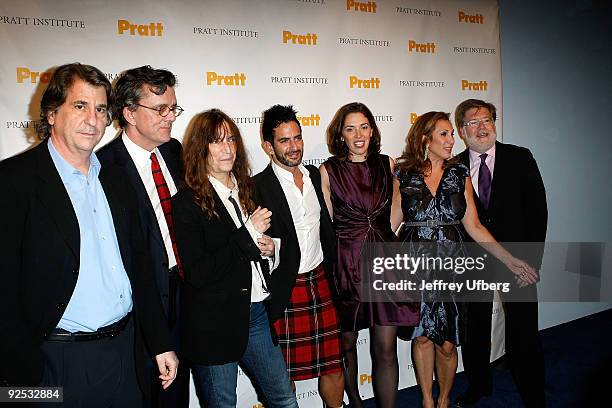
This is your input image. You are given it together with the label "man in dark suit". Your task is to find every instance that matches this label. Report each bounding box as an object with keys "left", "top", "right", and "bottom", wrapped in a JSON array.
[
  {"left": 453, "top": 99, "right": 548, "bottom": 407},
  {"left": 0, "top": 63, "right": 178, "bottom": 405},
  {"left": 97, "top": 65, "right": 189, "bottom": 407},
  {"left": 254, "top": 105, "right": 345, "bottom": 408}
]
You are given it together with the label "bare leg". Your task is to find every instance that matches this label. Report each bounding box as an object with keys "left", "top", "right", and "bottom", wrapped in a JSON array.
[
  {"left": 412, "top": 336, "right": 435, "bottom": 408},
  {"left": 341, "top": 331, "right": 363, "bottom": 408},
  {"left": 434, "top": 341, "right": 457, "bottom": 408},
  {"left": 370, "top": 325, "right": 399, "bottom": 408},
  {"left": 319, "top": 371, "right": 345, "bottom": 407}
]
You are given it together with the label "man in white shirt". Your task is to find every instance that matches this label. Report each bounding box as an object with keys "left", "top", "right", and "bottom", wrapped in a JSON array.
[
  {"left": 97, "top": 65, "right": 189, "bottom": 407},
  {"left": 254, "top": 105, "right": 345, "bottom": 408}
]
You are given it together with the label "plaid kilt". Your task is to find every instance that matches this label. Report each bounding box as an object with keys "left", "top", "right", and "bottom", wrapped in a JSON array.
[{"left": 273, "top": 264, "right": 344, "bottom": 381}]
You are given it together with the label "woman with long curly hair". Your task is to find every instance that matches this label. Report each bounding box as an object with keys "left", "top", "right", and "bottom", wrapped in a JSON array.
[
  {"left": 394, "top": 112, "right": 537, "bottom": 408},
  {"left": 172, "top": 109, "right": 298, "bottom": 408}
]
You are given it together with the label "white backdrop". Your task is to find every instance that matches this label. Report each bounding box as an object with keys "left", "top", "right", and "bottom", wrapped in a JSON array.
[{"left": 1, "top": 1, "right": 505, "bottom": 406}]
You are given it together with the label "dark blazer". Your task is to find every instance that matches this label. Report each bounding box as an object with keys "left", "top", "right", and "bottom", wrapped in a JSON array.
[
  {"left": 253, "top": 164, "right": 336, "bottom": 322},
  {"left": 172, "top": 187, "right": 263, "bottom": 365},
  {"left": 458, "top": 141, "right": 548, "bottom": 268},
  {"left": 0, "top": 140, "right": 172, "bottom": 389},
  {"left": 458, "top": 141, "right": 548, "bottom": 405},
  {"left": 97, "top": 135, "right": 184, "bottom": 318}
]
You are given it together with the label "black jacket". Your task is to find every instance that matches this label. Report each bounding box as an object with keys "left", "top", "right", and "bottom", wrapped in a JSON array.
[
  {"left": 172, "top": 187, "right": 263, "bottom": 365},
  {"left": 97, "top": 135, "right": 184, "bottom": 318},
  {"left": 458, "top": 141, "right": 548, "bottom": 269},
  {"left": 0, "top": 140, "right": 172, "bottom": 390}
]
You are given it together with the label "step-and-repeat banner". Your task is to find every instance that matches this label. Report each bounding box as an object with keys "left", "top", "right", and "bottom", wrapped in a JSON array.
[{"left": 1, "top": 0, "right": 504, "bottom": 406}]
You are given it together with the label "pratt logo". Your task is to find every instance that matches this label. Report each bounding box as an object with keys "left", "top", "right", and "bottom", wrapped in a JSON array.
[
  {"left": 349, "top": 75, "right": 380, "bottom": 89},
  {"left": 16, "top": 67, "right": 53, "bottom": 84},
  {"left": 458, "top": 11, "right": 484, "bottom": 24},
  {"left": 347, "top": 0, "right": 377, "bottom": 13},
  {"left": 105, "top": 73, "right": 121, "bottom": 81},
  {"left": 373, "top": 115, "right": 392, "bottom": 123},
  {"left": 359, "top": 373, "right": 373, "bottom": 385},
  {"left": 118, "top": 19, "right": 163, "bottom": 36},
  {"left": 1, "top": 16, "right": 85, "bottom": 28},
  {"left": 283, "top": 30, "right": 318, "bottom": 45},
  {"left": 461, "top": 80, "right": 488, "bottom": 91},
  {"left": 207, "top": 72, "right": 246, "bottom": 86},
  {"left": 396, "top": 7, "right": 441, "bottom": 17},
  {"left": 400, "top": 80, "right": 445, "bottom": 88},
  {"left": 252, "top": 403, "right": 263, "bottom": 408},
  {"left": 7, "top": 120, "right": 38, "bottom": 129},
  {"left": 303, "top": 158, "right": 325, "bottom": 166},
  {"left": 296, "top": 390, "right": 320, "bottom": 400},
  {"left": 408, "top": 40, "right": 436, "bottom": 53},
  {"left": 297, "top": 114, "right": 320, "bottom": 126},
  {"left": 193, "top": 27, "right": 258, "bottom": 38},
  {"left": 410, "top": 113, "right": 419, "bottom": 124},
  {"left": 453, "top": 46, "right": 496, "bottom": 55}
]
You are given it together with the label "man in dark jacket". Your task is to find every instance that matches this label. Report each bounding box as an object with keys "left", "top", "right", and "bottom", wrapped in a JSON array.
[
  {"left": 454, "top": 99, "right": 547, "bottom": 408},
  {"left": 0, "top": 62, "right": 178, "bottom": 406}
]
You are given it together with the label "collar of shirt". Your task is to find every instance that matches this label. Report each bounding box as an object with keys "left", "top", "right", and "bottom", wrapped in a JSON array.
[
  {"left": 48, "top": 138, "right": 100, "bottom": 185},
  {"left": 271, "top": 161, "right": 309, "bottom": 185},
  {"left": 208, "top": 173, "right": 271, "bottom": 301},
  {"left": 469, "top": 144, "right": 496, "bottom": 168},
  {"left": 208, "top": 173, "right": 239, "bottom": 202},
  {"left": 122, "top": 131, "right": 161, "bottom": 170}
]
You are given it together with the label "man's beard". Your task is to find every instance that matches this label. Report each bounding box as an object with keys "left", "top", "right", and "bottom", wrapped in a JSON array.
[{"left": 275, "top": 149, "right": 302, "bottom": 167}]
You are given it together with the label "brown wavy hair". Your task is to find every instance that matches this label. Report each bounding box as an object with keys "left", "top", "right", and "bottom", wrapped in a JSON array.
[
  {"left": 327, "top": 102, "right": 381, "bottom": 160},
  {"left": 182, "top": 109, "right": 256, "bottom": 219},
  {"left": 37, "top": 63, "right": 112, "bottom": 140},
  {"left": 396, "top": 111, "right": 458, "bottom": 176}
]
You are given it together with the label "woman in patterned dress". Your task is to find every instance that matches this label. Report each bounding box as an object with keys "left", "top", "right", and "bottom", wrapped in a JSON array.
[{"left": 393, "top": 112, "right": 538, "bottom": 408}]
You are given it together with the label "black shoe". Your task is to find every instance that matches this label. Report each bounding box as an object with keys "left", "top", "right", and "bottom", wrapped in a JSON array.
[{"left": 453, "top": 390, "right": 491, "bottom": 407}]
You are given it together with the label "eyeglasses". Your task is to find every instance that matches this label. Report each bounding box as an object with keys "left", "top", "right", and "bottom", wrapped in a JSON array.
[
  {"left": 463, "top": 117, "right": 494, "bottom": 128},
  {"left": 135, "top": 103, "right": 184, "bottom": 117}
]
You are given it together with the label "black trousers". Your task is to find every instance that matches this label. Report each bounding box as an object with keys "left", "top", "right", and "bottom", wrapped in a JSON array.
[
  {"left": 461, "top": 284, "right": 546, "bottom": 407},
  {"left": 35, "top": 318, "right": 143, "bottom": 408},
  {"left": 145, "top": 269, "right": 190, "bottom": 408}
]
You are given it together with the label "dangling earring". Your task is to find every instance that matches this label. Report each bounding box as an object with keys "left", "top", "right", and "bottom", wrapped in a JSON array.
[
  {"left": 340, "top": 137, "right": 344, "bottom": 142},
  {"left": 424, "top": 144, "right": 429, "bottom": 160}
]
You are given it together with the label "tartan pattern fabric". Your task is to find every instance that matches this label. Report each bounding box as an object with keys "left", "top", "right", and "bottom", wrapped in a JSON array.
[
  {"left": 150, "top": 152, "right": 184, "bottom": 279},
  {"left": 273, "top": 264, "right": 343, "bottom": 381}
]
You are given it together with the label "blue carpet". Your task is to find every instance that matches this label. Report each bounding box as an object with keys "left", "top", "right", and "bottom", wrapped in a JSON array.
[{"left": 363, "top": 308, "right": 612, "bottom": 407}]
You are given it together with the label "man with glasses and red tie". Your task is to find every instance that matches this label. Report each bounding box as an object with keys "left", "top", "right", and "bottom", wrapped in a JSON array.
[
  {"left": 97, "top": 65, "right": 189, "bottom": 408},
  {"left": 454, "top": 99, "right": 548, "bottom": 408}
]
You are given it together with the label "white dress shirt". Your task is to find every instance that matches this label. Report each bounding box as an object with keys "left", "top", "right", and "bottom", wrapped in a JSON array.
[
  {"left": 272, "top": 162, "right": 324, "bottom": 274},
  {"left": 122, "top": 132, "right": 177, "bottom": 268},
  {"left": 208, "top": 174, "right": 279, "bottom": 302},
  {"left": 469, "top": 144, "right": 496, "bottom": 198}
]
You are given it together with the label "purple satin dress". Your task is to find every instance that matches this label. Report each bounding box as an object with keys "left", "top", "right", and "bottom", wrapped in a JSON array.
[{"left": 324, "top": 154, "right": 420, "bottom": 331}]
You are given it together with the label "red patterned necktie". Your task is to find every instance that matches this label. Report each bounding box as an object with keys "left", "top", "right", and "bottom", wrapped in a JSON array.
[{"left": 150, "top": 152, "right": 184, "bottom": 279}]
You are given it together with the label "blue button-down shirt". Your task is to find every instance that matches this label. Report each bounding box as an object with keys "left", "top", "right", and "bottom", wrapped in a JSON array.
[{"left": 48, "top": 140, "right": 132, "bottom": 332}]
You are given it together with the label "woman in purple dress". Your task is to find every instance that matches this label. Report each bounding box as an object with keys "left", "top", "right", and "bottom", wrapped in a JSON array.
[{"left": 320, "top": 102, "right": 419, "bottom": 408}]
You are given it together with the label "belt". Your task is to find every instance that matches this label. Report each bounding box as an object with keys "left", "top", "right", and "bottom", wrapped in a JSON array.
[
  {"left": 404, "top": 220, "right": 461, "bottom": 227},
  {"left": 45, "top": 312, "right": 131, "bottom": 342}
]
